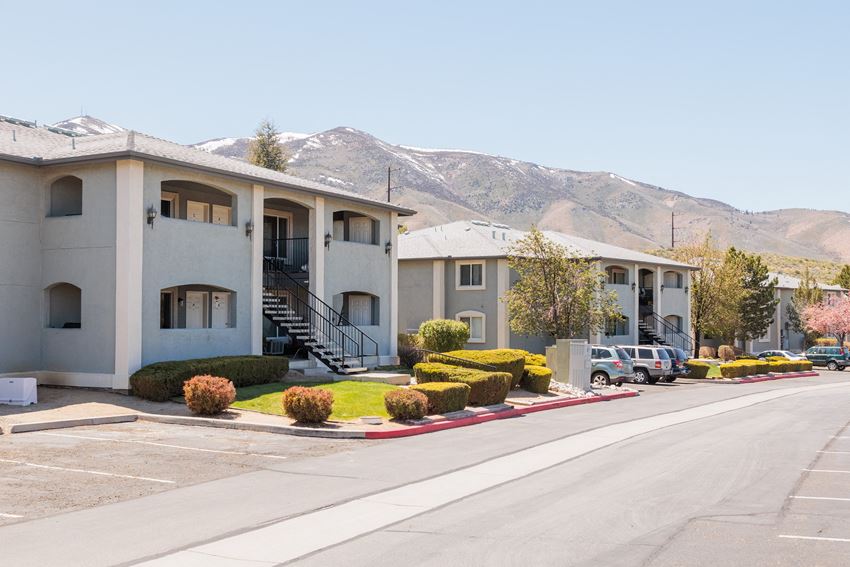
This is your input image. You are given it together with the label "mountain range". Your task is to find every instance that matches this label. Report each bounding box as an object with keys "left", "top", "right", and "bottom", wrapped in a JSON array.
[{"left": 53, "top": 116, "right": 850, "bottom": 263}]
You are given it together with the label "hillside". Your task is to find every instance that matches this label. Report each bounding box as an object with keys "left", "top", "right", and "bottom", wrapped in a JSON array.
[{"left": 51, "top": 116, "right": 850, "bottom": 263}]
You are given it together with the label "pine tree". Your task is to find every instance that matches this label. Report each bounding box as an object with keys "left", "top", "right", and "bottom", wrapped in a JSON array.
[
  {"left": 247, "top": 119, "right": 288, "bottom": 172},
  {"left": 733, "top": 249, "right": 779, "bottom": 342},
  {"left": 833, "top": 265, "right": 850, "bottom": 291}
]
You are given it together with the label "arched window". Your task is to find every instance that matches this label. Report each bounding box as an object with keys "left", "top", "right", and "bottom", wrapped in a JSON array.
[
  {"left": 663, "top": 271, "right": 684, "bottom": 289},
  {"left": 333, "top": 292, "right": 379, "bottom": 326},
  {"left": 456, "top": 310, "right": 486, "bottom": 343},
  {"left": 160, "top": 285, "right": 236, "bottom": 329},
  {"left": 605, "top": 266, "right": 629, "bottom": 285},
  {"left": 160, "top": 181, "right": 235, "bottom": 226},
  {"left": 49, "top": 176, "right": 83, "bottom": 217},
  {"left": 664, "top": 314, "right": 683, "bottom": 332},
  {"left": 46, "top": 283, "right": 81, "bottom": 328},
  {"left": 332, "top": 211, "right": 379, "bottom": 245}
]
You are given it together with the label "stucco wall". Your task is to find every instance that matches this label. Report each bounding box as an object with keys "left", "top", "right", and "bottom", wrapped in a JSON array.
[
  {"left": 397, "top": 259, "right": 434, "bottom": 334},
  {"left": 443, "top": 259, "right": 500, "bottom": 350}
]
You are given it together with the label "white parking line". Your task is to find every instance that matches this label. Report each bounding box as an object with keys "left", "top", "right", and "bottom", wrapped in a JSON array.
[
  {"left": 790, "top": 496, "right": 850, "bottom": 502},
  {"left": 0, "top": 513, "right": 23, "bottom": 519},
  {"left": 779, "top": 535, "right": 850, "bottom": 543},
  {"left": 803, "top": 469, "right": 850, "bottom": 474},
  {"left": 0, "top": 458, "right": 175, "bottom": 484},
  {"left": 818, "top": 451, "right": 850, "bottom": 455},
  {"left": 35, "top": 431, "right": 287, "bottom": 460}
]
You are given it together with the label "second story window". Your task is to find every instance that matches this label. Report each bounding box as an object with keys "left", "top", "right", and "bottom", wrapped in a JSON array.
[{"left": 456, "top": 261, "right": 485, "bottom": 290}]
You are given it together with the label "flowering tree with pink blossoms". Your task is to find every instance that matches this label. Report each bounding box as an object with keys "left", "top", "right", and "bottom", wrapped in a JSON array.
[{"left": 802, "top": 295, "right": 850, "bottom": 346}]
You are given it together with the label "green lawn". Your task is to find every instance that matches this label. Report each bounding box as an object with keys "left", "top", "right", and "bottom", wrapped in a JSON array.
[
  {"left": 232, "top": 381, "right": 399, "bottom": 421},
  {"left": 706, "top": 365, "right": 722, "bottom": 378}
]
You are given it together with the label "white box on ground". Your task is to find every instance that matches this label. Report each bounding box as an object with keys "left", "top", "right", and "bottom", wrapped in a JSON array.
[
  {"left": 0, "top": 377, "right": 38, "bottom": 405},
  {"left": 546, "top": 339, "right": 591, "bottom": 392}
]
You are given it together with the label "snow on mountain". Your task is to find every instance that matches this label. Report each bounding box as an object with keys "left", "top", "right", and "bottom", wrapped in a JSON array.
[{"left": 52, "top": 115, "right": 125, "bottom": 136}]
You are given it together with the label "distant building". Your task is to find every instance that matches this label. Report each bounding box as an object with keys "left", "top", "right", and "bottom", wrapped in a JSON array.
[{"left": 398, "top": 220, "right": 696, "bottom": 353}]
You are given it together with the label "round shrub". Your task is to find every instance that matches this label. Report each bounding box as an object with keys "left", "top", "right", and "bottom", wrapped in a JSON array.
[
  {"left": 282, "top": 386, "right": 334, "bottom": 423},
  {"left": 718, "top": 345, "right": 736, "bottom": 362},
  {"left": 698, "top": 346, "right": 717, "bottom": 359},
  {"left": 440, "top": 349, "right": 527, "bottom": 388},
  {"left": 524, "top": 353, "right": 547, "bottom": 367},
  {"left": 414, "top": 362, "right": 512, "bottom": 405},
  {"left": 183, "top": 375, "right": 236, "bottom": 415},
  {"left": 521, "top": 365, "right": 552, "bottom": 394},
  {"left": 418, "top": 319, "right": 470, "bottom": 352},
  {"left": 411, "top": 382, "right": 470, "bottom": 414},
  {"left": 384, "top": 389, "right": 428, "bottom": 420}
]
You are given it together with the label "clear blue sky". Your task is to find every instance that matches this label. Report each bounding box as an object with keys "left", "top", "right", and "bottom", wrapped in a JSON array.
[{"left": 3, "top": 1, "right": 848, "bottom": 213}]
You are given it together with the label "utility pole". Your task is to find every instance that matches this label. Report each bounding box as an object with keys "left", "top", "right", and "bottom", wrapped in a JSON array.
[
  {"left": 671, "top": 211, "right": 675, "bottom": 249},
  {"left": 386, "top": 166, "right": 401, "bottom": 202}
]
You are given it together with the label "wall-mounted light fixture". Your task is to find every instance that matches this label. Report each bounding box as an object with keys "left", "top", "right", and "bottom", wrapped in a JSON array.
[
  {"left": 631, "top": 282, "right": 636, "bottom": 292},
  {"left": 684, "top": 286, "right": 689, "bottom": 294},
  {"left": 146, "top": 206, "right": 157, "bottom": 227},
  {"left": 660, "top": 284, "right": 665, "bottom": 293},
  {"left": 324, "top": 232, "right": 332, "bottom": 249},
  {"left": 385, "top": 240, "right": 393, "bottom": 255},
  {"left": 245, "top": 220, "right": 254, "bottom": 239}
]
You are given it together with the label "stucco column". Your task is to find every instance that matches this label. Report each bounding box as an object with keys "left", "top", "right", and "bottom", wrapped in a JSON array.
[
  {"left": 309, "top": 196, "right": 325, "bottom": 302},
  {"left": 654, "top": 265, "right": 662, "bottom": 333},
  {"left": 389, "top": 212, "right": 399, "bottom": 357},
  {"left": 250, "top": 184, "right": 264, "bottom": 355},
  {"left": 114, "top": 159, "right": 144, "bottom": 390},
  {"left": 432, "top": 260, "right": 445, "bottom": 319},
  {"left": 497, "top": 259, "right": 510, "bottom": 348},
  {"left": 633, "top": 263, "right": 640, "bottom": 342},
  {"left": 685, "top": 269, "right": 693, "bottom": 351}
]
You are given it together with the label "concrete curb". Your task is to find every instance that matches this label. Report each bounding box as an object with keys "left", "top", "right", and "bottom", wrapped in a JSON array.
[
  {"left": 4, "top": 414, "right": 138, "bottom": 434},
  {"left": 364, "top": 390, "right": 639, "bottom": 439},
  {"left": 697, "top": 371, "right": 820, "bottom": 385},
  {"left": 136, "top": 413, "right": 368, "bottom": 439}
]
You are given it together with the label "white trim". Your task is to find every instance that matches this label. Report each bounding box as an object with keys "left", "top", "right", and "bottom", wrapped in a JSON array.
[
  {"left": 114, "top": 159, "right": 144, "bottom": 391},
  {"left": 390, "top": 211, "right": 399, "bottom": 356},
  {"left": 497, "top": 259, "right": 509, "bottom": 348},
  {"left": 160, "top": 190, "right": 179, "bottom": 218},
  {"left": 310, "top": 196, "right": 325, "bottom": 301},
  {"left": 432, "top": 260, "right": 445, "bottom": 319},
  {"left": 633, "top": 263, "right": 640, "bottom": 340},
  {"left": 456, "top": 310, "right": 486, "bottom": 344},
  {"left": 455, "top": 260, "right": 486, "bottom": 290},
  {"left": 1, "top": 370, "right": 117, "bottom": 389},
  {"left": 251, "top": 185, "right": 264, "bottom": 355}
]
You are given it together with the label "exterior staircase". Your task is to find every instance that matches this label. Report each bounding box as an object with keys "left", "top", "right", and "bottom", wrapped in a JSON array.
[
  {"left": 262, "top": 258, "right": 377, "bottom": 375},
  {"left": 638, "top": 310, "right": 694, "bottom": 355}
]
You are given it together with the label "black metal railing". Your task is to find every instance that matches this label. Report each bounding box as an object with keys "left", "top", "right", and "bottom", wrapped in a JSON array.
[
  {"left": 642, "top": 311, "right": 694, "bottom": 354},
  {"left": 263, "top": 257, "right": 378, "bottom": 368},
  {"left": 263, "top": 237, "right": 309, "bottom": 273},
  {"left": 417, "top": 349, "right": 498, "bottom": 371}
]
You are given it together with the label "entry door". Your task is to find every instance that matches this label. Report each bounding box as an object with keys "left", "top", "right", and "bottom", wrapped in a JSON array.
[
  {"left": 186, "top": 201, "right": 209, "bottom": 223},
  {"left": 185, "top": 292, "right": 208, "bottom": 329},
  {"left": 211, "top": 292, "right": 231, "bottom": 329}
]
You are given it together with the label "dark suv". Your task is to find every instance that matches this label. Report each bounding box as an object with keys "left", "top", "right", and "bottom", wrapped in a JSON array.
[
  {"left": 805, "top": 346, "right": 848, "bottom": 371},
  {"left": 661, "top": 347, "right": 690, "bottom": 382}
]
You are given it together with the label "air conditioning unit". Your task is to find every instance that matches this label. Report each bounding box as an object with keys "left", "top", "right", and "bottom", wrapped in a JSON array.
[{"left": 0, "top": 377, "right": 37, "bottom": 406}]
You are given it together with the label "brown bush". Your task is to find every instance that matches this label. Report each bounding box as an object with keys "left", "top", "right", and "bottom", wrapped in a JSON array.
[
  {"left": 718, "top": 345, "right": 736, "bottom": 362},
  {"left": 281, "top": 386, "right": 334, "bottom": 423},
  {"left": 698, "top": 346, "right": 717, "bottom": 359},
  {"left": 182, "top": 375, "right": 236, "bottom": 415}
]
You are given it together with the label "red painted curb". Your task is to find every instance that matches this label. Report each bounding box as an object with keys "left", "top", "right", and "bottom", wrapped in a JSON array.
[{"left": 365, "top": 390, "right": 639, "bottom": 439}]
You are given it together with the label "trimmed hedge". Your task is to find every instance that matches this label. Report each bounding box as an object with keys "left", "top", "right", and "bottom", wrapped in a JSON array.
[
  {"left": 131, "top": 356, "right": 288, "bottom": 402},
  {"left": 439, "top": 349, "right": 527, "bottom": 388},
  {"left": 719, "top": 359, "right": 813, "bottom": 378},
  {"left": 521, "top": 365, "right": 552, "bottom": 394},
  {"left": 411, "top": 382, "right": 470, "bottom": 414},
  {"left": 684, "top": 360, "right": 711, "bottom": 379},
  {"left": 524, "top": 353, "right": 547, "bottom": 368},
  {"left": 413, "top": 362, "right": 512, "bottom": 405},
  {"left": 384, "top": 389, "right": 429, "bottom": 420}
]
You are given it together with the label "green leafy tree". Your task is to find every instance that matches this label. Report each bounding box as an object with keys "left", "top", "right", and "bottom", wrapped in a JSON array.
[
  {"left": 833, "top": 265, "right": 850, "bottom": 291},
  {"left": 503, "top": 227, "right": 621, "bottom": 339},
  {"left": 731, "top": 249, "right": 779, "bottom": 342},
  {"left": 247, "top": 119, "right": 289, "bottom": 172},
  {"left": 703, "top": 247, "right": 747, "bottom": 344}
]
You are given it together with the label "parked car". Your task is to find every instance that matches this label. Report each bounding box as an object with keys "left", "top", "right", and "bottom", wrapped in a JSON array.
[
  {"left": 661, "top": 347, "right": 690, "bottom": 382},
  {"left": 755, "top": 350, "right": 807, "bottom": 361},
  {"left": 590, "top": 346, "right": 634, "bottom": 387},
  {"left": 619, "top": 345, "right": 673, "bottom": 384},
  {"left": 804, "top": 346, "right": 849, "bottom": 371}
]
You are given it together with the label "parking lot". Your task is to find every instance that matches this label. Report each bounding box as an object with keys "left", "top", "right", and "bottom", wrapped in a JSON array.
[{"left": 0, "top": 420, "right": 372, "bottom": 525}]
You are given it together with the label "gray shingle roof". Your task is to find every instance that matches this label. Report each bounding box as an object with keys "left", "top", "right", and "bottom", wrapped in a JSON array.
[
  {"left": 399, "top": 220, "right": 696, "bottom": 269},
  {"left": 0, "top": 119, "right": 415, "bottom": 215},
  {"left": 769, "top": 272, "right": 846, "bottom": 292}
]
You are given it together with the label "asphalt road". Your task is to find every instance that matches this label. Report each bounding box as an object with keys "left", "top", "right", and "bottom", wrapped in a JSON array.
[{"left": 2, "top": 372, "right": 850, "bottom": 566}]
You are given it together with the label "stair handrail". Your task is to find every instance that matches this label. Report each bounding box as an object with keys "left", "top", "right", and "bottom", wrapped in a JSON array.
[
  {"left": 646, "top": 311, "right": 695, "bottom": 353},
  {"left": 263, "top": 258, "right": 379, "bottom": 367},
  {"left": 415, "top": 348, "right": 498, "bottom": 371}
]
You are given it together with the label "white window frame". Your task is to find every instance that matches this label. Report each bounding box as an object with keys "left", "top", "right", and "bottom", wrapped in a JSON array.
[
  {"left": 186, "top": 200, "right": 210, "bottom": 223},
  {"left": 160, "top": 191, "right": 179, "bottom": 219},
  {"left": 606, "top": 266, "right": 628, "bottom": 285},
  {"left": 455, "top": 260, "right": 486, "bottom": 290},
  {"left": 456, "top": 310, "right": 486, "bottom": 343},
  {"left": 263, "top": 209, "right": 294, "bottom": 238}
]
